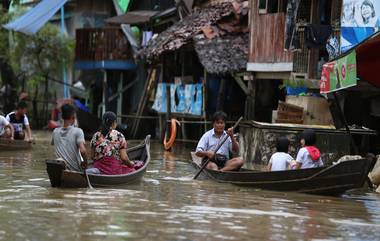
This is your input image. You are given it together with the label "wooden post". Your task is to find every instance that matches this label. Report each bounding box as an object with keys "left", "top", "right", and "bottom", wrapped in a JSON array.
[
  {"left": 158, "top": 64, "right": 165, "bottom": 140},
  {"left": 333, "top": 92, "right": 359, "bottom": 154},
  {"left": 245, "top": 73, "right": 256, "bottom": 120},
  {"left": 117, "top": 71, "right": 123, "bottom": 124},
  {"left": 166, "top": 84, "right": 171, "bottom": 121},
  {"left": 203, "top": 69, "right": 207, "bottom": 133},
  {"left": 159, "top": 114, "right": 165, "bottom": 141},
  {"left": 131, "top": 68, "right": 155, "bottom": 138},
  {"left": 216, "top": 78, "right": 226, "bottom": 111},
  {"left": 161, "top": 84, "right": 171, "bottom": 142},
  {"left": 102, "top": 70, "right": 107, "bottom": 115},
  {"left": 308, "top": 0, "right": 320, "bottom": 79},
  {"left": 181, "top": 117, "right": 187, "bottom": 140}
]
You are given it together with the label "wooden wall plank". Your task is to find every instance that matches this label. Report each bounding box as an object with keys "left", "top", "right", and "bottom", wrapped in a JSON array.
[{"left": 248, "top": 0, "right": 293, "bottom": 65}]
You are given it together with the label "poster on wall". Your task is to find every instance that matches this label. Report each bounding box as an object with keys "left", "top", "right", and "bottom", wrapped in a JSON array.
[
  {"left": 152, "top": 83, "right": 203, "bottom": 116},
  {"left": 320, "top": 50, "right": 357, "bottom": 93},
  {"left": 341, "top": 0, "right": 380, "bottom": 52}
]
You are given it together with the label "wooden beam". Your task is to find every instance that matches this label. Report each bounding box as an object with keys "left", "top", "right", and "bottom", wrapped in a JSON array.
[
  {"left": 333, "top": 92, "right": 359, "bottom": 154},
  {"left": 247, "top": 62, "right": 293, "bottom": 72},
  {"left": 203, "top": 69, "right": 207, "bottom": 133},
  {"left": 101, "top": 70, "right": 107, "bottom": 116},
  {"left": 131, "top": 68, "right": 156, "bottom": 138},
  {"left": 108, "top": 79, "right": 137, "bottom": 102},
  {"left": 244, "top": 73, "right": 256, "bottom": 120},
  {"left": 255, "top": 71, "right": 291, "bottom": 80},
  {"left": 233, "top": 75, "right": 249, "bottom": 95},
  {"left": 216, "top": 78, "right": 226, "bottom": 111}
]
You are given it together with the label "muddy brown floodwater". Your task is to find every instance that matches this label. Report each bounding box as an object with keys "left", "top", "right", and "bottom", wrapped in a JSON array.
[{"left": 0, "top": 131, "right": 379, "bottom": 241}]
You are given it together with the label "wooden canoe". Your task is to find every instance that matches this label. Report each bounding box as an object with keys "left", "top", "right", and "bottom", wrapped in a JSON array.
[
  {"left": 0, "top": 138, "right": 32, "bottom": 151},
  {"left": 46, "top": 135, "right": 151, "bottom": 188},
  {"left": 191, "top": 152, "right": 374, "bottom": 196}
]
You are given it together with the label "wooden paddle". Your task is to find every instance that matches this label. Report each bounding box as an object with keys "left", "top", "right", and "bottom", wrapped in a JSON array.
[
  {"left": 193, "top": 116, "right": 243, "bottom": 180},
  {"left": 80, "top": 155, "right": 94, "bottom": 189},
  {"left": 83, "top": 167, "right": 94, "bottom": 189}
]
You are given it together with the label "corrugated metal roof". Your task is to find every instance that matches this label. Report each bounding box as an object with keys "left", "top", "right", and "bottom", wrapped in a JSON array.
[
  {"left": 105, "top": 10, "right": 159, "bottom": 25},
  {"left": 4, "top": 0, "right": 67, "bottom": 35}
]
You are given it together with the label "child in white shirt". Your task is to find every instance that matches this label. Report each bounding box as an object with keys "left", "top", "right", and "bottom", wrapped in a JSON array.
[
  {"left": 267, "top": 137, "right": 294, "bottom": 171},
  {"left": 0, "top": 115, "right": 14, "bottom": 139},
  {"left": 296, "top": 129, "right": 324, "bottom": 169}
]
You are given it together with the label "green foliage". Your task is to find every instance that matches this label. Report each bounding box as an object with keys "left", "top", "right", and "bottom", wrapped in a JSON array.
[
  {"left": 280, "top": 79, "right": 307, "bottom": 89},
  {"left": 2, "top": 6, "right": 75, "bottom": 87},
  {"left": 1, "top": 8, "right": 75, "bottom": 125},
  {"left": 10, "top": 23, "right": 75, "bottom": 83},
  {"left": 0, "top": 10, "right": 11, "bottom": 61}
]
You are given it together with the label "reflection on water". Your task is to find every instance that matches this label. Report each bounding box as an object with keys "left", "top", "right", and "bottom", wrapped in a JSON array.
[{"left": 0, "top": 131, "right": 379, "bottom": 240}]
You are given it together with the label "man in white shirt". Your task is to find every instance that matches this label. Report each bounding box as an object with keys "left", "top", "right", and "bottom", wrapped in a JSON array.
[
  {"left": 195, "top": 111, "right": 243, "bottom": 171},
  {"left": 0, "top": 115, "right": 14, "bottom": 139}
]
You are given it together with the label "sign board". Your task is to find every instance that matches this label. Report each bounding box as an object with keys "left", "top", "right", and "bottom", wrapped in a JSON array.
[
  {"left": 341, "top": 0, "right": 380, "bottom": 52},
  {"left": 320, "top": 51, "right": 357, "bottom": 93}
]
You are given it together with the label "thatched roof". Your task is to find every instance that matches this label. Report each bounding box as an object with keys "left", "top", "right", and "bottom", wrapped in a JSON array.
[
  {"left": 194, "top": 33, "right": 248, "bottom": 74},
  {"left": 144, "top": 1, "right": 240, "bottom": 60},
  {"left": 143, "top": 0, "right": 248, "bottom": 74}
]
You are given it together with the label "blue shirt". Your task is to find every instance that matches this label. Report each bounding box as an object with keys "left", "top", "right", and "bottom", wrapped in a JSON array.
[{"left": 196, "top": 129, "right": 233, "bottom": 159}]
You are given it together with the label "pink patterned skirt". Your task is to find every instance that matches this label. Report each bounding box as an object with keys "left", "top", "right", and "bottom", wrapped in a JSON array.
[{"left": 93, "top": 156, "right": 138, "bottom": 175}]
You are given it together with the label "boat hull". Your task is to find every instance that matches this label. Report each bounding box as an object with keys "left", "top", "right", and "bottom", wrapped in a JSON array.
[
  {"left": 191, "top": 152, "right": 374, "bottom": 196},
  {"left": 46, "top": 135, "right": 151, "bottom": 188},
  {"left": 0, "top": 138, "right": 32, "bottom": 151}
]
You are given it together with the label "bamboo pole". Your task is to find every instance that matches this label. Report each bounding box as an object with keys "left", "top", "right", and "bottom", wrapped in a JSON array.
[
  {"left": 131, "top": 68, "right": 155, "bottom": 138},
  {"left": 203, "top": 69, "right": 207, "bottom": 132}
]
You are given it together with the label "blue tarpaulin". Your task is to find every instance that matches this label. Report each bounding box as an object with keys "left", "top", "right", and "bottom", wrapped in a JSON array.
[{"left": 3, "top": 0, "right": 68, "bottom": 35}]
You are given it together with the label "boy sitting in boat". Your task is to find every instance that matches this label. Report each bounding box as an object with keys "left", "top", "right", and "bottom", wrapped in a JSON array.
[
  {"left": 51, "top": 104, "right": 88, "bottom": 171},
  {"left": 6, "top": 101, "right": 33, "bottom": 141},
  {"left": 295, "top": 129, "right": 324, "bottom": 169},
  {"left": 267, "top": 137, "right": 294, "bottom": 171},
  {"left": 195, "top": 111, "right": 244, "bottom": 171},
  {"left": 0, "top": 114, "right": 14, "bottom": 139}
]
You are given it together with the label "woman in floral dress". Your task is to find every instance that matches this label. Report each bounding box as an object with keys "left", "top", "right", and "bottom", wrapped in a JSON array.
[{"left": 89, "top": 111, "right": 135, "bottom": 175}]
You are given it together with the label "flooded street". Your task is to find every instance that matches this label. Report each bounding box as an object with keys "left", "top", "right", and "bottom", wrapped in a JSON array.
[{"left": 0, "top": 131, "right": 380, "bottom": 240}]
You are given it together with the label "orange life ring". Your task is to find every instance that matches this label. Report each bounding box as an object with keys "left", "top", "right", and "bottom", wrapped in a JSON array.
[{"left": 163, "top": 118, "right": 178, "bottom": 150}]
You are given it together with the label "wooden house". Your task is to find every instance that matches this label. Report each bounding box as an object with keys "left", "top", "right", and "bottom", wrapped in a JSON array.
[
  {"left": 247, "top": 0, "right": 342, "bottom": 86},
  {"left": 242, "top": 0, "right": 380, "bottom": 162},
  {"left": 143, "top": 0, "right": 250, "bottom": 140},
  {"left": 73, "top": 0, "right": 178, "bottom": 138}
]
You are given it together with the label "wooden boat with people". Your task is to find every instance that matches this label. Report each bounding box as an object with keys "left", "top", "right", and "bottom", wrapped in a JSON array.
[
  {"left": 46, "top": 135, "right": 151, "bottom": 188},
  {"left": 191, "top": 152, "right": 374, "bottom": 196},
  {"left": 0, "top": 138, "right": 32, "bottom": 151}
]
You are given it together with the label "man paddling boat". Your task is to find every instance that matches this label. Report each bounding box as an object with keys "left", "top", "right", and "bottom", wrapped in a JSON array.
[
  {"left": 51, "top": 104, "right": 88, "bottom": 171},
  {"left": 195, "top": 111, "right": 244, "bottom": 171}
]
